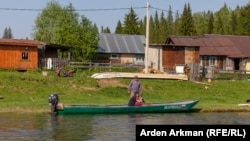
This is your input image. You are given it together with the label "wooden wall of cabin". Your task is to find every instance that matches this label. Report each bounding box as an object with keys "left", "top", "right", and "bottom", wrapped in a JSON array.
[
  {"left": 93, "top": 53, "right": 143, "bottom": 65},
  {"left": 120, "top": 54, "right": 136, "bottom": 64},
  {"left": 184, "top": 47, "right": 200, "bottom": 64},
  {"left": 147, "top": 46, "right": 162, "bottom": 71},
  {"left": 216, "top": 56, "right": 224, "bottom": 70},
  {"left": 92, "top": 53, "right": 111, "bottom": 63},
  {"left": 0, "top": 45, "right": 38, "bottom": 70},
  {"left": 200, "top": 56, "right": 225, "bottom": 70},
  {"left": 162, "top": 46, "right": 185, "bottom": 70}
]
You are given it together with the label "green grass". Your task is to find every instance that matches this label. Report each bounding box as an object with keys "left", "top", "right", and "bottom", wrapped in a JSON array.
[{"left": 0, "top": 69, "right": 250, "bottom": 113}]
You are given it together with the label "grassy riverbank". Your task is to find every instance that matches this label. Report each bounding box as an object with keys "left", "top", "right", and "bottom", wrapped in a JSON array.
[{"left": 0, "top": 69, "right": 250, "bottom": 113}]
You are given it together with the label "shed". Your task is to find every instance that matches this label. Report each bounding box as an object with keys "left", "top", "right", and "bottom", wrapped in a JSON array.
[
  {"left": 38, "top": 43, "right": 71, "bottom": 70},
  {"left": 147, "top": 38, "right": 200, "bottom": 74},
  {"left": 0, "top": 38, "right": 42, "bottom": 70}
]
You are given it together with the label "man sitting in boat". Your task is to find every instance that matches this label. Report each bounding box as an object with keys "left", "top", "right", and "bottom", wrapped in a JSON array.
[
  {"left": 135, "top": 95, "right": 143, "bottom": 106},
  {"left": 128, "top": 93, "right": 142, "bottom": 106}
]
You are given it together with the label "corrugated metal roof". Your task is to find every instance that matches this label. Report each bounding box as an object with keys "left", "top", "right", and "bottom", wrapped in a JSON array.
[
  {"left": 98, "top": 33, "right": 145, "bottom": 54},
  {"left": 167, "top": 35, "right": 250, "bottom": 58},
  {"left": 228, "top": 36, "right": 250, "bottom": 58}
]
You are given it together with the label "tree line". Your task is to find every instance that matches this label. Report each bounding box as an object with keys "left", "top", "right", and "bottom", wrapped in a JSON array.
[
  {"left": 2, "top": 1, "right": 250, "bottom": 61},
  {"left": 112, "top": 2, "right": 250, "bottom": 44}
]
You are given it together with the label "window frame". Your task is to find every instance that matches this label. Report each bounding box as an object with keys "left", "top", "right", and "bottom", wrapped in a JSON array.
[
  {"left": 209, "top": 56, "right": 216, "bottom": 66},
  {"left": 135, "top": 54, "right": 144, "bottom": 62},
  {"left": 110, "top": 54, "right": 119, "bottom": 59},
  {"left": 22, "top": 51, "right": 29, "bottom": 60}
]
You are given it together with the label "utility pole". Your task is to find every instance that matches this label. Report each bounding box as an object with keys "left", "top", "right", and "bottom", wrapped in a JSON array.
[{"left": 145, "top": 2, "right": 150, "bottom": 73}]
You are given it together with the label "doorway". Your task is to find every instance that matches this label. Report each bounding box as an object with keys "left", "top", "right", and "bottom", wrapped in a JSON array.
[{"left": 234, "top": 58, "right": 240, "bottom": 70}]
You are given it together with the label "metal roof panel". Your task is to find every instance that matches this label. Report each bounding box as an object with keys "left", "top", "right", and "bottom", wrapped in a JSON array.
[{"left": 98, "top": 33, "right": 145, "bottom": 54}]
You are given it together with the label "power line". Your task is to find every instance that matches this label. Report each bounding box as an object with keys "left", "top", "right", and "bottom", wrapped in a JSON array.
[
  {"left": 0, "top": 7, "right": 147, "bottom": 12},
  {"left": 151, "top": 6, "right": 169, "bottom": 13},
  {"left": 0, "top": 6, "right": 179, "bottom": 16}
]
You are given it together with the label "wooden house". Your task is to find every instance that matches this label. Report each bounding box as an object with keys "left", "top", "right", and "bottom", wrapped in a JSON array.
[
  {"left": 93, "top": 33, "right": 145, "bottom": 65},
  {"left": 0, "top": 38, "right": 71, "bottom": 71},
  {"left": 0, "top": 38, "right": 42, "bottom": 70},
  {"left": 167, "top": 34, "right": 250, "bottom": 73}
]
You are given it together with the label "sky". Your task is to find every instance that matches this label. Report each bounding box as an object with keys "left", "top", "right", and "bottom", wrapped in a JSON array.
[{"left": 0, "top": 0, "right": 249, "bottom": 39}]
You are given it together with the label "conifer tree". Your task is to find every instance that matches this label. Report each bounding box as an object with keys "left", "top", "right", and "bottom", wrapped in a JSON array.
[
  {"left": 149, "top": 16, "right": 155, "bottom": 43},
  {"left": 213, "top": 3, "right": 231, "bottom": 34},
  {"left": 2, "top": 26, "right": 13, "bottom": 39},
  {"left": 174, "top": 10, "right": 181, "bottom": 35},
  {"left": 233, "top": 6, "right": 241, "bottom": 35},
  {"left": 115, "top": 20, "right": 123, "bottom": 34},
  {"left": 2, "top": 28, "right": 8, "bottom": 38},
  {"left": 238, "top": 3, "right": 250, "bottom": 35},
  {"left": 93, "top": 23, "right": 99, "bottom": 33},
  {"left": 166, "top": 6, "right": 174, "bottom": 36},
  {"left": 193, "top": 11, "right": 210, "bottom": 36},
  {"left": 207, "top": 12, "right": 214, "bottom": 34},
  {"left": 179, "top": 3, "right": 196, "bottom": 36},
  {"left": 138, "top": 19, "right": 145, "bottom": 35},
  {"left": 101, "top": 26, "right": 111, "bottom": 33},
  {"left": 153, "top": 11, "right": 160, "bottom": 43},
  {"left": 159, "top": 11, "right": 168, "bottom": 43},
  {"left": 231, "top": 11, "right": 237, "bottom": 35},
  {"left": 122, "top": 7, "right": 140, "bottom": 34},
  {"left": 215, "top": 15, "right": 224, "bottom": 34}
]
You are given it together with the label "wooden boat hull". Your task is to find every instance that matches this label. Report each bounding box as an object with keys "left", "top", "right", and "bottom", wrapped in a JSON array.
[
  {"left": 55, "top": 99, "right": 199, "bottom": 115},
  {"left": 91, "top": 72, "right": 188, "bottom": 80}
]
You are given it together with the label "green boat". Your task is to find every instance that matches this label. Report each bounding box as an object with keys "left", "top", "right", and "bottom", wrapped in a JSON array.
[{"left": 48, "top": 94, "right": 199, "bottom": 115}]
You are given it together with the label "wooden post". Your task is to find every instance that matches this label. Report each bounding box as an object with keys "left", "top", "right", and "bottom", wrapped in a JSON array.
[
  {"left": 109, "top": 61, "right": 112, "bottom": 72},
  {"left": 89, "top": 61, "right": 92, "bottom": 71},
  {"left": 144, "top": 2, "right": 150, "bottom": 74}
]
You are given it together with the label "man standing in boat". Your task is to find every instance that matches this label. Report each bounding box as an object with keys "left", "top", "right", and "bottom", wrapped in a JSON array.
[{"left": 128, "top": 75, "right": 142, "bottom": 98}]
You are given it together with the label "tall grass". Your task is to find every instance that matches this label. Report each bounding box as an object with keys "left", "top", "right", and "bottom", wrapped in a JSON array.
[{"left": 0, "top": 69, "right": 250, "bottom": 113}]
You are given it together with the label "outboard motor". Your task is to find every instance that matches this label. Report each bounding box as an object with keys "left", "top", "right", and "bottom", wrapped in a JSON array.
[{"left": 48, "top": 94, "right": 59, "bottom": 113}]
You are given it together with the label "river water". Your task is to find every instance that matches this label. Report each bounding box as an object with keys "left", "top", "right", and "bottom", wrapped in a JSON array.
[{"left": 0, "top": 112, "right": 250, "bottom": 141}]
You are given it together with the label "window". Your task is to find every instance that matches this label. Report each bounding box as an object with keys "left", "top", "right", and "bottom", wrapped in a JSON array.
[
  {"left": 135, "top": 54, "right": 144, "bottom": 62},
  {"left": 110, "top": 54, "right": 119, "bottom": 59},
  {"left": 22, "top": 51, "right": 29, "bottom": 60},
  {"left": 209, "top": 56, "right": 216, "bottom": 66}
]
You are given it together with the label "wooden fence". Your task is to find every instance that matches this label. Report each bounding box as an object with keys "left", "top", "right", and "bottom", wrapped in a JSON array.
[
  {"left": 68, "top": 61, "right": 144, "bottom": 72},
  {"left": 41, "top": 58, "right": 69, "bottom": 70},
  {"left": 40, "top": 59, "right": 144, "bottom": 71}
]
